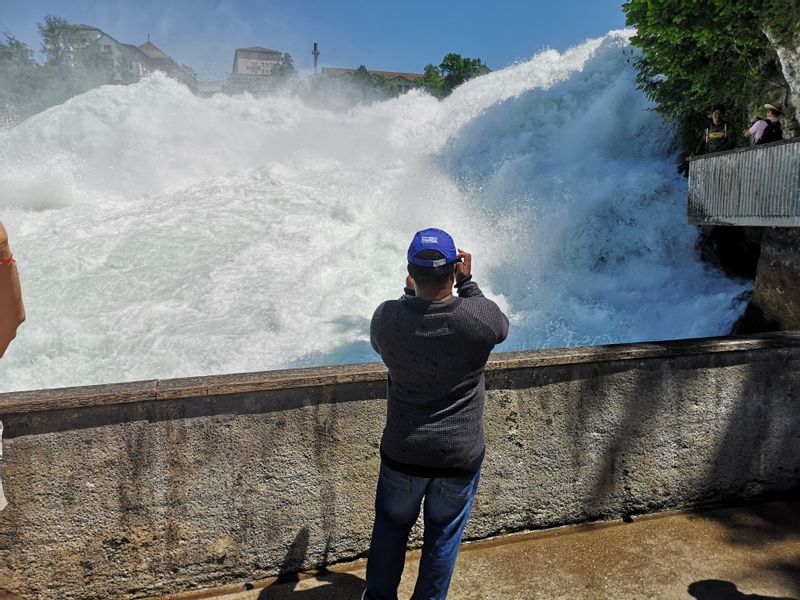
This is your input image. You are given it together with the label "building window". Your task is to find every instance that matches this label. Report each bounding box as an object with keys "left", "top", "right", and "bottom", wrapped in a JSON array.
[{"left": 103, "top": 44, "right": 112, "bottom": 54}]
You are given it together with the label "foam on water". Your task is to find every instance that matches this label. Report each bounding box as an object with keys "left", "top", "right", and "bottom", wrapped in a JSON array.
[{"left": 0, "top": 30, "right": 748, "bottom": 392}]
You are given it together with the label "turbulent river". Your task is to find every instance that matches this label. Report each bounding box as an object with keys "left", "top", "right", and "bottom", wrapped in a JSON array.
[{"left": 0, "top": 30, "right": 748, "bottom": 392}]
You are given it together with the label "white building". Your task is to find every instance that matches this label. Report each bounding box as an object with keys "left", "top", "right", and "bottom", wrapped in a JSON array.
[
  {"left": 72, "top": 25, "right": 193, "bottom": 85},
  {"left": 231, "top": 47, "right": 283, "bottom": 78}
]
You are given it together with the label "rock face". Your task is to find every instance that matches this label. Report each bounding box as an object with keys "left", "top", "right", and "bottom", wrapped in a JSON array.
[
  {"left": 763, "top": 30, "right": 800, "bottom": 138},
  {"left": 752, "top": 228, "right": 800, "bottom": 329}
]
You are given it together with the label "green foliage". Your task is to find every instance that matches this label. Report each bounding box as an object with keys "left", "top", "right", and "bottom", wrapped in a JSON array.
[
  {"left": 0, "top": 34, "right": 43, "bottom": 123},
  {"left": 38, "top": 14, "right": 114, "bottom": 102},
  {"left": 622, "top": 0, "right": 800, "bottom": 152},
  {"left": 0, "top": 14, "right": 118, "bottom": 125},
  {"left": 39, "top": 15, "right": 111, "bottom": 74},
  {"left": 348, "top": 65, "right": 397, "bottom": 97},
  {"left": 0, "top": 34, "right": 34, "bottom": 65},
  {"left": 2, "top": 14, "right": 204, "bottom": 125},
  {"left": 761, "top": 0, "right": 800, "bottom": 46},
  {"left": 274, "top": 53, "right": 296, "bottom": 79},
  {"left": 623, "top": 0, "right": 764, "bottom": 121},
  {"left": 415, "top": 63, "right": 444, "bottom": 98},
  {"left": 439, "top": 53, "right": 483, "bottom": 95}
]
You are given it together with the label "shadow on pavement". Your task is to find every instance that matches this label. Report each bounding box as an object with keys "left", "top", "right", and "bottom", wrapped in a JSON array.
[
  {"left": 694, "top": 500, "right": 800, "bottom": 590},
  {"left": 256, "top": 527, "right": 366, "bottom": 599},
  {"left": 257, "top": 572, "right": 365, "bottom": 599},
  {"left": 697, "top": 500, "right": 800, "bottom": 547},
  {"left": 688, "top": 579, "right": 799, "bottom": 600}
]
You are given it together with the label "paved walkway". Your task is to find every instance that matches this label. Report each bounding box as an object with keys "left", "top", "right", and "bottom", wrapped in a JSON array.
[{"left": 181, "top": 499, "right": 799, "bottom": 600}]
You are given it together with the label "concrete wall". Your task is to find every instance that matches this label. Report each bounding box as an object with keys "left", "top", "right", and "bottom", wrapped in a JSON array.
[{"left": 0, "top": 333, "right": 799, "bottom": 599}]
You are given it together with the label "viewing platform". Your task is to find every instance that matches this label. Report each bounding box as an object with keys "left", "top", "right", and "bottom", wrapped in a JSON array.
[{"left": 688, "top": 139, "right": 800, "bottom": 227}]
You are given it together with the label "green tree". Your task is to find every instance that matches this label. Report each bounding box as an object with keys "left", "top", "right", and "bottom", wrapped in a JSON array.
[
  {"left": 622, "top": 0, "right": 800, "bottom": 151},
  {"left": 415, "top": 63, "right": 444, "bottom": 98},
  {"left": 760, "top": 0, "right": 800, "bottom": 45},
  {"left": 0, "top": 34, "right": 43, "bottom": 123},
  {"left": 274, "top": 53, "right": 296, "bottom": 79},
  {"left": 39, "top": 15, "right": 109, "bottom": 71},
  {"left": 349, "top": 65, "right": 397, "bottom": 97},
  {"left": 0, "top": 33, "right": 35, "bottom": 65},
  {"left": 439, "top": 53, "right": 483, "bottom": 95},
  {"left": 38, "top": 14, "right": 113, "bottom": 99}
]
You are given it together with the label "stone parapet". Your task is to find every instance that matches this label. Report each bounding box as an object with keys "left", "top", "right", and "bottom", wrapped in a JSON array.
[{"left": 1, "top": 332, "right": 799, "bottom": 599}]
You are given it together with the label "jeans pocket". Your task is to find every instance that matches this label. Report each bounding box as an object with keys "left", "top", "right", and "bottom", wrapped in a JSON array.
[{"left": 439, "top": 475, "right": 476, "bottom": 507}]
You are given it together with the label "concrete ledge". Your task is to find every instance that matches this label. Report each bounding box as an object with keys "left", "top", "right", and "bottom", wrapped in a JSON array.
[
  {"left": 2, "top": 331, "right": 799, "bottom": 414},
  {"left": 1, "top": 332, "right": 799, "bottom": 599}
]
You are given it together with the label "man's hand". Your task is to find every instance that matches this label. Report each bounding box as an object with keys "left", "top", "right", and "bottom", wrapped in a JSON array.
[{"left": 455, "top": 249, "right": 471, "bottom": 283}]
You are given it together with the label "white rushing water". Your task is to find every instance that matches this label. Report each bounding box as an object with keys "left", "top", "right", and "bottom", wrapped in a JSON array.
[{"left": 0, "top": 30, "right": 748, "bottom": 392}]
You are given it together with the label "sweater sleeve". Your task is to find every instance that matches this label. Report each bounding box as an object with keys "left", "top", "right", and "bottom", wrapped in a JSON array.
[
  {"left": 457, "top": 280, "right": 509, "bottom": 344},
  {"left": 491, "top": 304, "right": 510, "bottom": 344},
  {"left": 370, "top": 302, "right": 386, "bottom": 354},
  {"left": 456, "top": 277, "right": 482, "bottom": 298}
]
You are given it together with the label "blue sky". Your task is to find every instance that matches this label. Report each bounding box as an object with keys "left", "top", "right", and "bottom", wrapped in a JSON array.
[{"left": 1, "top": 0, "right": 628, "bottom": 79}]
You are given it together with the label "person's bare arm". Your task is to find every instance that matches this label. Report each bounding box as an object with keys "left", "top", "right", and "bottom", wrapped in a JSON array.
[
  {"left": 0, "top": 222, "right": 26, "bottom": 358},
  {"left": 0, "top": 222, "right": 8, "bottom": 259}
]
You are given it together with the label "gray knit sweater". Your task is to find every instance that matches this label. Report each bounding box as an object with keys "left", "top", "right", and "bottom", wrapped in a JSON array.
[{"left": 370, "top": 278, "right": 509, "bottom": 476}]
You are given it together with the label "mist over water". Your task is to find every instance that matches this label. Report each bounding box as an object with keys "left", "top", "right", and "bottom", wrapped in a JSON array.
[{"left": 0, "top": 31, "right": 748, "bottom": 392}]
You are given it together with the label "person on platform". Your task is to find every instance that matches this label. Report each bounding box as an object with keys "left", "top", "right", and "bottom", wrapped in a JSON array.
[
  {"left": 364, "top": 228, "right": 509, "bottom": 600},
  {"left": 0, "top": 222, "right": 25, "bottom": 358},
  {"left": 745, "top": 103, "right": 784, "bottom": 145},
  {"left": 694, "top": 104, "right": 736, "bottom": 155}
]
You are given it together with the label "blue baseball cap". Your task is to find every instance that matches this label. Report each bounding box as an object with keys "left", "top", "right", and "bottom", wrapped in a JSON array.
[{"left": 407, "top": 228, "right": 458, "bottom": 267}]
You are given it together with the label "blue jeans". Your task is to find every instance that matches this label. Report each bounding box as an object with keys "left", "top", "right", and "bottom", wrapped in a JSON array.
[{"left": 364, "top": 462, "right": 481, "bottom": 600}]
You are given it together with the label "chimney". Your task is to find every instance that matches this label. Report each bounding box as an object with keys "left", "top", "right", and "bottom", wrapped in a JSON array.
[{"left": 312, "top": 42, "right": 319, "bottom": 75}]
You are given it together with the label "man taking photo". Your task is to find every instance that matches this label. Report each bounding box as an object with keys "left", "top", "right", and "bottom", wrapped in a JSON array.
[{"left": 364, "top": 227, "right": 509, "bottom": 600}]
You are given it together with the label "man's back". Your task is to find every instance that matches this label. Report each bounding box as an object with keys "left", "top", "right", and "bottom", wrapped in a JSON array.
[{"left": 371, "top": 279, "right": 509, "bottom": 474}]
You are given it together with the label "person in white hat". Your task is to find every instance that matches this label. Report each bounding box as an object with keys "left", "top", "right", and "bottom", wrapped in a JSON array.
[{"left": 745, "top": 103, "right": 784, "bottom": 145}]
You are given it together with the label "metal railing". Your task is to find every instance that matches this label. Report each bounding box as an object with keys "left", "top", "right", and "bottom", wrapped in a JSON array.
[{"left": 688, "top": 139, "right": 800, "bottom": 226}]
